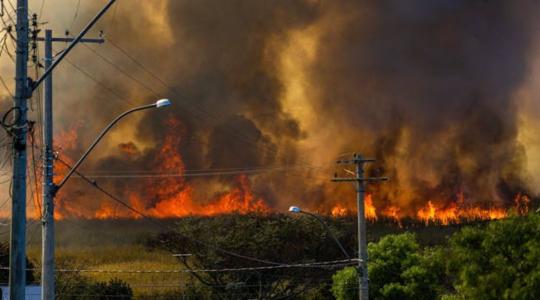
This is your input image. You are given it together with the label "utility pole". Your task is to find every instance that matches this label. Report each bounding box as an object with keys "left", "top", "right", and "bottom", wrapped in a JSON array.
[
  {"left": 41, "top": 29, "right": 54, "bottom": 300},
  {"left": 10, "top": 0, "right": 30, "bottom": 298},
  {"left": 6, "top": 0, "right": 116, "bottom": 297},
  {"left": 332, "top": 154, "right": 387, "bottom": 300},
  {"left": 39, "top": 30, "right": 104, "bottom": 300}
]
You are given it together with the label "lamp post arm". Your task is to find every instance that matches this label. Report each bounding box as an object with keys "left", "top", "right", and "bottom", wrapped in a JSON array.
[
  {"left": 300, "top": 211, "right": 351, "bottom": 259},
  {"left": 54, "top": 103, "right": 156, "bottom": 192}
]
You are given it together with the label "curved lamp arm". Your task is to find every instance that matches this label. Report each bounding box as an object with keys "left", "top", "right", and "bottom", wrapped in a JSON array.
[
  {"left": 53, "top": 99, "right": 171, "bottom": 194},
  {"left": 289, "top": 206, "right": 351, "bottom": 259}
]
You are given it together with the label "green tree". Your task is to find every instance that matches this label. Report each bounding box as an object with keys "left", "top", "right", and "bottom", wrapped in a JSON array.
[
  {"left": 94, "top": 279, "right": 133, "bottom": 299},
  {"left": 332, "top": 233, "right": 444, "bottom": 300},
  {"left": 331, "top": 266, "right": 357, "bottom": 300},
  {"left": 445, "top": 214, "right": 540, "bottom": 300},
  {"left": 145, "top": 213, "right": 354, "bottom": 299},
  {"left": 56, "top": 274, "right": 133, "bottom": 300}
]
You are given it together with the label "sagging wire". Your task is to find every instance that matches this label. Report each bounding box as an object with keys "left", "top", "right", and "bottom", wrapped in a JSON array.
[{"left": 29, "top": 122, "right": 43, "bottom": 218}]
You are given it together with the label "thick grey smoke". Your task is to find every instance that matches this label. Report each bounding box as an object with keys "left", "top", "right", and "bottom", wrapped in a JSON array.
[
  {"left": 307, "top": 1, "right": 536, "bottom": 210},
  {"left": 33, "top": 0, "right": 539, "bottom": 217}
]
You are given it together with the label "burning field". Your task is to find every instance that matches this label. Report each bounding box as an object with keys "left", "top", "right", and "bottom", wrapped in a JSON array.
[{"left": 6, "top": 1, "right": 540, "bottom": 224}]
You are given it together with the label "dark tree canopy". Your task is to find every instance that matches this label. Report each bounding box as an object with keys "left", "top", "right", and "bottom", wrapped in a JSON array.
[
  {"left": 333, "top": 214, "right": 540, "bottom": 300},
  {"left": 0, "top": 243, "right": 35, "bottom": 285},
  {"left": 145, "top": 213, "right": 356, "bottom": 299}
]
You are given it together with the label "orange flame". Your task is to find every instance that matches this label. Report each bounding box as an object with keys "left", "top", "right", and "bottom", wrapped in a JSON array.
[
  {"left": 328, "top": 192, "right": 526, "bottom": 225},
  {"left": 44, "top": 119, "right": 533, "bottom": 225},
  {"left": 88, "top": 117, "right": 269, "bottom": 219},
  {"left": 382, "top": 206, "right": 402, "bottom": 227},
  {"left": 330, "top": 194, "right": 377, "bottom": 221}
]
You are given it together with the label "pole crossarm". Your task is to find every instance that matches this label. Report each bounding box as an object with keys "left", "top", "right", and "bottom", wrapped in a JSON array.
[
  {"left": 31, "top": 0, "right": 116, "bottom": 92},
  {"left": 336, "top": 158, "right": 375, "bottom": 164},
  {"left": 36, "top": 37, "right": 105, "bottom": 44},
  {"left": 332, "top": 177, "right": 389, "bottom": 182}
]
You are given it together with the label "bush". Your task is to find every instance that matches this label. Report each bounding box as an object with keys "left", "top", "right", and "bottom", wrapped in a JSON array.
[
  {"left": 332, "top": 233, "right": 445, "bottom": 300},
  {"left": 332, "top": 266, "right": 357, "bottom": 300},
  {"left": 56, "top": 275, "right": 133, "bottom": 300},
  {"left": 0, "top": 243, "right": 36, "bottom": 284},
  {"left": 94, "top": 278, "right": 133, "bottom": 299},
  {"left": 445, "top": 214, "right": 540, "bottom": 299},
  {"left": 146, "top": 214, "right": 351, "bottom": 299}
]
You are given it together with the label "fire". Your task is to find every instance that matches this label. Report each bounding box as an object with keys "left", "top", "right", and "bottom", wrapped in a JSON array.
[
  {"left": 118, "top": 142, "right": 140, "bottom": 156},
  {"left": 382, "top": 206, "right": 402, "bottom": 227},
  {"left": 331, "top": 204, "right": 348, "bottom": 217},
  {"left": 89, "top": 117, "right": 269, "bottom": 219},
  {"left": 42, "top": 119, "right": 534, "bottom": 225},
  {"left": 416, "top": 201, "right": 509, "bottom": 225},
  {"left": 330, "top": 194, "right": 377, "bottom": 221},
  {"left": 515, "top": 192, "right": 530, "bottom": 215},
  {"left": 365, "top": 195, "right": 377, "bottom": 220},
  {"left": 328, "top": 193, "right": 527, "bottom": 225},
  {"left": 92, "top": 175, "right": 269, "bottom": 219}
]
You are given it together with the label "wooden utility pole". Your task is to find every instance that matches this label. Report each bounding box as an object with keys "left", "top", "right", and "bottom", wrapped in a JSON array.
[{"left": 332, "top": 154, "right": 387, "bottom": 300}]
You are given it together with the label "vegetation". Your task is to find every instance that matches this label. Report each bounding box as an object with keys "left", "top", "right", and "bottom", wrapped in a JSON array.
[
  {"left": 332, "top": 213, "right": 540, "bottom": 300},
  {"left": 7, "top": 214, "right": 540, "bottom": 298},
  {"left": 332, "top": 233, "right": 445, "bottom": 300},
  {"left": 445, "top": 213, "right": 540, "bottom": 299},
  {"left": 0, "top": 243, "right": 36, "bottom": 285},
  {"left": 56, "top": 274, "right": 133, "bottom": 300},
  {"left": 144, "top": 213, "right": 354, "bottom": 299}
]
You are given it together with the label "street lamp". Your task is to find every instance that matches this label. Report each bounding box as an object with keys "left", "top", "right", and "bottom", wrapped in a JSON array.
[
  {"left": 288, "top": 206, "right": 350, "bottom": 259},
  {"left": 41, "top": 98, "right": 171, "bottom": 300},
  {"left": 53, "top": 98, "right": 171, "bottom": 193}
]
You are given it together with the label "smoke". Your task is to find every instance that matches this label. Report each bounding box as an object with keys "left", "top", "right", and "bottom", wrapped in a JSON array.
[
  {"left": 303, "top": 1, "right": 537, "bottom": 210},
  {"left": 12, "top": 0, "right": 540, "bottom": 217}
]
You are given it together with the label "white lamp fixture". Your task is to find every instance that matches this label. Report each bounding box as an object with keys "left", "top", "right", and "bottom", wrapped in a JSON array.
[
  {"left": 156, "top": 98, "right": 172, "bottom": 108},
  {"left": 289, "top": 206, "right": 301, "bottom": 213}
]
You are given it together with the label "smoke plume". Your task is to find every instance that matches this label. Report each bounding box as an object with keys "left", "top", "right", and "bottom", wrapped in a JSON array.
[{"left": 4, "top": 0, "right": 539, "bottom": 219}]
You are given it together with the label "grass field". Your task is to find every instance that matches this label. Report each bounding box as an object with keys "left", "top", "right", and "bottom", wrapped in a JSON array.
[
  {"left": 15, "top": 219, "right": 184, "bottom": 296},
  {"left": 0, "top": 216, "right": 477, "bottom": 297}
]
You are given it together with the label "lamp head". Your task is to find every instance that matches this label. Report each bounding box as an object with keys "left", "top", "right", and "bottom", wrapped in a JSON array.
[
  {"left": 156, "top": 98, "right": 171, "bottom": 108},
  {"left": 288, "top": 206, "right": 301, "bottom": 213}
]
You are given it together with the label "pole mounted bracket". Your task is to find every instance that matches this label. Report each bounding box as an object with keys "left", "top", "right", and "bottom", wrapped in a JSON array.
[
  {"left": 50, "top": 184, "right": 59, "bottom": 197},
  {"left": 25, "top": 77, "right": 35, "bottom": 97}
]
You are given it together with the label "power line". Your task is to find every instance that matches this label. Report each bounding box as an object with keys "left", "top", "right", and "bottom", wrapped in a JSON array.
[
  {"left": 78, "top": 164, "right": 329, "bottom": 174},
  {"left": 102, "top": 39, "right": 306, "bottom": 165},
  {"left": 38, "top": 0, "right": 45, "bottom": 21},
  {"left": 68, "top": 0, "right": 81, "bottom": 31},
  {"left": 82, "top": 43, "right": 161, "bottom": 98},
  {"left": 55, "top": 156, "right": 287, "bottom": 267},
  {"left": 0, "top": 258, "right": 358, "bottom": 274},
  {"left": 72, "top": 165, "right": 330, "bottom": 179},
  {"left": 61, "top": 55, "right": 136, "bottom": 106}
]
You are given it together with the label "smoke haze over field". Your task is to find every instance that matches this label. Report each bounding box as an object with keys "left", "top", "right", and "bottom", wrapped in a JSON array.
[{"left": 1, "top": 0, "right": 540, "bottom": 219}]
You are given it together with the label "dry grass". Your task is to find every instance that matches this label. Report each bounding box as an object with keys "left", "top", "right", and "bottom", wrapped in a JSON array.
[{"left": 23, "top": 219, "right": 185, "bottom": 296}]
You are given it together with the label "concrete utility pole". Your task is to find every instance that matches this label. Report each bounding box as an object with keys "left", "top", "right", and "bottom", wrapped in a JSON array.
[
  {"left": 332, "top": 154, "right": 387, "bottom": 300},
  {"left": 10, "top": 0, "right": 30, "bottom": 298},
  {"left": 39, "top": 30, "right": 104, "bottom": 300},
  {"left": 6, "top": 0, "right": 116, "bottom": 298},
  {"left": 41, "top": 29, "right": 54, "bottom": 300}
]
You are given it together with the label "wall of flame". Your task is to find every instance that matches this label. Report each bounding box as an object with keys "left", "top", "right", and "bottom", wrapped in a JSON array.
[{"left": 0, "top": 1, "right": 538, "bottom": 222}]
